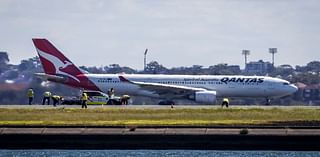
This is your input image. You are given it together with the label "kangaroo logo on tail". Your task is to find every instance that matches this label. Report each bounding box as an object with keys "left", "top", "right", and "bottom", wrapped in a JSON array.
[
  {"left": 33, "top": 39, "right": 82, "bottom": 83},
  {"left": 36, "top": 48, "right": 80, "bottom": 82}
]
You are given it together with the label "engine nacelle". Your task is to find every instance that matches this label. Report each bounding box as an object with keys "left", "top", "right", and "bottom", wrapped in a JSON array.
[{"left": 194, "top": 91, "right": 217, "bottom": 104}]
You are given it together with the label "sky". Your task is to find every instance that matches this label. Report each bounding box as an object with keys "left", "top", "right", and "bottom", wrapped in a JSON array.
[{"left": 0, "top": 0, "right": 319, "bottom": 70}]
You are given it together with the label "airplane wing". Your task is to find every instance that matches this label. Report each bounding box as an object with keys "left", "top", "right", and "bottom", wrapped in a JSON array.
[{"left": 119, "top": 76, "right": 207, "bottom": 98}]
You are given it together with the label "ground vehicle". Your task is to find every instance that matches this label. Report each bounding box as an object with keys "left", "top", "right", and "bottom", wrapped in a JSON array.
[
  {"left": 85, "top": 90, "right": 127, "bottom": 105},
  {"left": 84, "top": 90, "right": 109, "bottom": 105},
  {"left": 61, "top": 91, "right": 124, "bottom": 105},
  {"left": 61, "top": 96, "right": 81, "bottom": 105}
]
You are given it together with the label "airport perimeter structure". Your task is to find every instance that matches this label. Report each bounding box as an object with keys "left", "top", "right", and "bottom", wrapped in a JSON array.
[{"left": 1, "top": 105, "right": 320, "bottom": 150}]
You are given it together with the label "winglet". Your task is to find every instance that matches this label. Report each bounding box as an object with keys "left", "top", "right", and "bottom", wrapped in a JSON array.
[{"left": 119, "top": 76, "right": 131, "bottom": 82}]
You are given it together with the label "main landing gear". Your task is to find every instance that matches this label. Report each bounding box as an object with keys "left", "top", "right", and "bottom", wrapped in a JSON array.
[
  {"left": 265, "top": 98, "right": 271, "bottom": 105},
  {"left": 158, "top": 100, "right": 175, "bottom": 106},
  {"left": 158, "top": 100, "right": 175, "bottom": 108}
]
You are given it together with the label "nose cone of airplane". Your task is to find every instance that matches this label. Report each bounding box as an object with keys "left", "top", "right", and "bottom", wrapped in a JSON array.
[{"left": 289, "top": 84, "right": 298, "bottom": 94}]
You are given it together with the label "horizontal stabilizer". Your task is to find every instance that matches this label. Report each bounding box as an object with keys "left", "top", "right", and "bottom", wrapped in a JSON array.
[{"left": 34, "top": 73, "right": 66, "bottom": 82}]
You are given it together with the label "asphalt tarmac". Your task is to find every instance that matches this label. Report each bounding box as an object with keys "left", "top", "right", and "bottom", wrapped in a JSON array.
[
  {"left": 0, "top": 104, "right": 320, "bottom": 109},
  {"left": 2, "top": 127, "right": 320, "bottom": 135}
]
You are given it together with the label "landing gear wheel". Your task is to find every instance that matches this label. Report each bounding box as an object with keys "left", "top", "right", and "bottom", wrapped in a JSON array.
[
  {"left": 265, "top": 98, "right": 271, "bottom": 105},
  {"left": 158, "top": 100, "right": 175, "bottom": 105}
]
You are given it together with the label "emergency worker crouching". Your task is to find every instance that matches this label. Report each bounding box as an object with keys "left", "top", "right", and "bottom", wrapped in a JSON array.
[
  {"left": 51, "top": 95, "right": 61, "bottom": 107},
  {"left": 121, "top": 95, "right": 130, "bottom": 105},
  {"left": 221, "top": 98, "right": 229, "bottom": 108}
]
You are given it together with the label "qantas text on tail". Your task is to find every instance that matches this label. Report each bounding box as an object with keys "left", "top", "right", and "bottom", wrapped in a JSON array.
[{"left": 32, "top": 38, "right": 298, "bottom": 104}]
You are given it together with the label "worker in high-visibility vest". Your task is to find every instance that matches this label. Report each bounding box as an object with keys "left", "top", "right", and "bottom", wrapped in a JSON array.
[
  {"left": 42, "top": 91, "right": 52, "bottom": 105},
  {"left": 27, "top": 88, "right": 34, "bottom": 105},
  {"left": 51, "top": 95, "right": 61, "bottom": 107},
  {"left": 81, "top": 92, "right": 88, "bottom": 109},
  {"left": 222, "top": 98, "right": 229, "bottom": 108},
  {"left": 107, "top": 88, "right": 115, "bottom": 99},
  {"left": 121, "top": 95, "right": 130, "bottom": 105}
]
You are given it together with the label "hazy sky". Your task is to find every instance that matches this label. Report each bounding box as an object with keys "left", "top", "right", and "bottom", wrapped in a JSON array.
[{"left": 1, "top": 0, "right": 319, "bottom": 69}]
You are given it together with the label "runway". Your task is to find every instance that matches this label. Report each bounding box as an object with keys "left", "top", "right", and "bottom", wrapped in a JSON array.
[
  {"left": 1, "top": 104, "right": 320, "bottom": 109},
  {"left": 2, "top": 127, "right": 320, "bottom": 135}
]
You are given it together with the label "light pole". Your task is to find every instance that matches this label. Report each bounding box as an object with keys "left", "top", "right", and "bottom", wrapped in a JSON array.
[
  {"left": 269, "top": 48, "right": 277, "bottom": 67},
  {"left": 242, "top": 50, "right": 250, "bottom": 70},
  {"left": 144, "top": 48, "right": 148, "bottom": 71}
]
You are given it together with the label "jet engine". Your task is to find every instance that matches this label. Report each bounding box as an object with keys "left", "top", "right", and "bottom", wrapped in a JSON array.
[{"left": 194, "top": 91, "right": 217, "bottom": 104}]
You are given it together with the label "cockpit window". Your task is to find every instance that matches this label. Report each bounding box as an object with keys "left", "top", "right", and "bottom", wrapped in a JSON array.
[{"left": 283, "top": 83, "right": 289, "bottom": 85}]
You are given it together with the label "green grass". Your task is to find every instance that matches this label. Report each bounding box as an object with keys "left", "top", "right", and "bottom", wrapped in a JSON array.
[{"left": 0, "top": 107, "right": 319, "bottom": 126}]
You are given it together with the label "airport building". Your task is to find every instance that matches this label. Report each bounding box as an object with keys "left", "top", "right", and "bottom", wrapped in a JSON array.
[{"left": 245, "top": 60, "right": 273, "bottom": 74}]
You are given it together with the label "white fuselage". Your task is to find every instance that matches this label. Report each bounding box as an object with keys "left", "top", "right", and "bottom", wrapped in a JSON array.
[
  {"left": 32, "top": 38, "right": 298, "bottom": 103},
  {"left": 85, "top": 74, "right": 297, "bottom": 99}
]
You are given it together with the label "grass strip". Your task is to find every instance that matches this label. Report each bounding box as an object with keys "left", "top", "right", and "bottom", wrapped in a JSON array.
[{"left": 0, "top": 107, "right": 319, "bottom": 126}]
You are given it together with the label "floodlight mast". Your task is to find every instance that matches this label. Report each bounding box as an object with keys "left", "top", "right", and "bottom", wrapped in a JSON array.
[
  {"left": 269, "top": 48, "right": 277, "bottom": 67},
  {"left": 144, "top": 48, "right": 148, "bottom": 71},
  {"left": 242, "top": 50, "right": 250, "bottom": 70}
]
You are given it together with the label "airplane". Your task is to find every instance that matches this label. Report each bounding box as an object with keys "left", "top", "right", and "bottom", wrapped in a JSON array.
[{"left": 32, "top": 38, "right": 298, "bottom": 105}]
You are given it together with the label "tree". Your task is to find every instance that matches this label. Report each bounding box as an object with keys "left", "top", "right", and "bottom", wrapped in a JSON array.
[
  {"left": 0, "top": 52, "right": 9, "bottom": 64},
  {"left": 208, "top": 64, "right": 240, "bottom": 75},
  {"left": 291, "top": 73, "right": 320, "bottom": 84},
  {"left": 105, "top": 64, "right": 137, "bottom": 74},
  {"left": 18, "top": 56, "right": 42, "bottom": 72},
  {"left": 270, "top": 64, "right": 294, "bottom": 78},
  {"left": 0, "top": 52, "right": 9, "bottom": 74},
  {"left": 306, "top": 61, "right": 320, "bottom": 72},
  {"left": 145, "top": 61, "right": 168, "bottom": 74}
]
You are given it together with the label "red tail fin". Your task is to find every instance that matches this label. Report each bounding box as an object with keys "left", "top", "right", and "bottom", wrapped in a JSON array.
[
  {"left": 32, "top": 38, "right": 83, "bottom": 82},
  {"left": 32, "top": 38, "right": 100, "bottom": 91}
]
